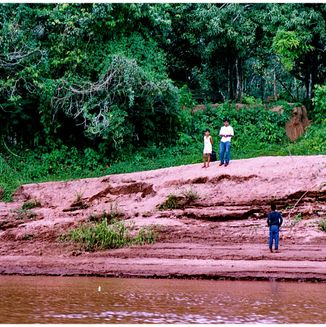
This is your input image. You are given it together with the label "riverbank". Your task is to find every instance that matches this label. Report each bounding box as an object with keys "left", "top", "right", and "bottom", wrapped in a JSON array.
[{"left": 0, "top": 155, "right": 325, "bottom": 281}]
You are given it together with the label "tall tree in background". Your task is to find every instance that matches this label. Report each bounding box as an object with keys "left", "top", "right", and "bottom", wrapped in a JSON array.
[{"left": 0, "top": 3, "right": 325, "bottom": 152}]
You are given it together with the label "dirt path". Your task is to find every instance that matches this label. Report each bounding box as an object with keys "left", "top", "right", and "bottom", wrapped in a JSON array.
[{"left": 0, "top": 155, "right": 325, "bottom": 281}]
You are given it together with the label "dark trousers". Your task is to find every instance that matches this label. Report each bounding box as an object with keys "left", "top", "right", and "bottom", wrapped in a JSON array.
[{"left": 269, "top": 225, "right": 279, "bottom": 250}]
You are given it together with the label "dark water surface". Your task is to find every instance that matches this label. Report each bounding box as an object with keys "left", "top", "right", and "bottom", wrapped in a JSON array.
[{"left": 0, "top": 276, "right": 325, "bottom": 323}]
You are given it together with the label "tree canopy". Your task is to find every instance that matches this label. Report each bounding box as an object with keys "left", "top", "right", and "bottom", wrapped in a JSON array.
[{"left": 0, "top": 3, "right": 325, "bottom": 153}]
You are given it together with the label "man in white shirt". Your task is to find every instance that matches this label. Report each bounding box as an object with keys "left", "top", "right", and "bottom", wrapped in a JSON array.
[{"left": 219, "top": 118, "right": 234, "bottom": 167}]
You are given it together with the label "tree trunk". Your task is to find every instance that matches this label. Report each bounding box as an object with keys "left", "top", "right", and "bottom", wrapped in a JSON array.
[
  {"left": 273, "top": 69, "right": 277, "bottom": 100},
  {"left": 260, "top": 76, "right": 264, "bottom": 102},
  {"left": 235, "top": 58, "right": 241, "bottom": 101},
  {"left": 228, "top": 62, "right": 233, "bottom": 100},
  {"left": 308, "top": 73, "right": 312, "bottom": 99},
  {"left": 227, "top": 64, "right": 231, "bottom": 99}
]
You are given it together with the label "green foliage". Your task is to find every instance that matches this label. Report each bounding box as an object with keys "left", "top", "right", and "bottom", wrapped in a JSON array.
[
  {"left": 182, "top": 188, "right": 199, "bottom": 202},
  {"left": 272, "top": 30, "right": 313, "bottom": 71},
  {"left": 22, "top": 199, "right": 41, "bottom": 210},
  {"left": 66, "top": 219, "right": 156, "bottom": 251},
  {"left": 286, "top": 124, "right": 326, "bottom": 155},
  {"left": 0, "top": 3, "right": 326, "bottom": 202},
  {"left": 312, "top": 85, "right": 326, "bottom": 124},
  {"left": 291, "top": 213, "right": 303, "bottom": 226},
  {"left": 14, "top": 208, "right": 37, "bottom": 220},
  {"left": 179, "top": 85, "right": 196, "bottom": 109},
  {"left": 88, "top": 203, "right": 124, "bottom": 223},
  {"left": 159, "top": 194, "right": 180, "bottom": 210},
  {"left": 242, "top": 95, "right": 262, "bottom": 105},
  {"left": 319, "top": 219, "right": 326, "bottom": 232},
  {"left": 1, "top": 101, "right": 325, "bottom": 202},
  {"left": 159, "top": 189, "right": 199, "bottom": 210}
]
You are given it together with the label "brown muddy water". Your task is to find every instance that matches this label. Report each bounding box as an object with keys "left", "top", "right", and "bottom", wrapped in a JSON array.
[{"left": 0, "top": 276, "right": 325, "bottom": 323}]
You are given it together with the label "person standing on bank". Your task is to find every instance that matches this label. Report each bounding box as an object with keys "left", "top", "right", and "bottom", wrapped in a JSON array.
[
  {"left": 267, "top": 203, "right": 283, "bottom": 253},
  {"left": 219, "top": 118, "right": 234, "bottom": 167},
  {"left": 202, "top": 128, "right": 213, "bottom": 168}
]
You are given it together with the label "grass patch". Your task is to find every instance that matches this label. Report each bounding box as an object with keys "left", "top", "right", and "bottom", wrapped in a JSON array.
[
  {"left": 64, "top": 219, "right": 156, "bottom": 251},
  {"left": 182, "top": 188, "right": 199, "bottom": 202},
  {"left": 291, "top": 213, "right": 303, "bottom": 226},
  {"left": 22, "top": 234, "right": 34, "bottom": 241},
  {"left": 159, "top": 194, "right": 182, "bottom": 210},
  {"left": 159, "top": 189, "right": 199, "bottom": 210},
  {"left": 22, "top": 199, "right": 41, "bottom": 210},
  {"left": 88, "top": 203, "right": 124, "bottom": 223},
  {"left": 69, "top": 191, "right": 88, "bottom": 210},
  {"left": 13, "top": 208, "right": 37, "bottom": 220},
  {"left": 318, "top": 219, "right": 326, "bottom": 232}
]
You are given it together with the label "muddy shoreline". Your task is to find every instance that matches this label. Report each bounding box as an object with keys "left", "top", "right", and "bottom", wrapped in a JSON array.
[{"left": 1, "top": 156, "right": 325, "bottom": 282}]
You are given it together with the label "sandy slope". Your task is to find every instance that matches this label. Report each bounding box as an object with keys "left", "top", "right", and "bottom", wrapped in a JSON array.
[{"left": 0, "top": 155, "right": 325, "bottom": 281}]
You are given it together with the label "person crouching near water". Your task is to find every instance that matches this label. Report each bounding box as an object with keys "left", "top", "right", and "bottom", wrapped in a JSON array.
[
  {"left": 219, "top": 118, "right": 234, "bottom": 167},
  {"left": 202, "top": 128, "right": 213, "bottom": 168},
  {"left": 267, "top": 203, "right": 283, "bottom": 253}
]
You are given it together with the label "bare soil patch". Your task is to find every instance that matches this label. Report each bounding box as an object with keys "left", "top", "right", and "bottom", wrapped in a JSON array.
[{"left": 0, "top": 155, "right": 325, "bottom": 281}]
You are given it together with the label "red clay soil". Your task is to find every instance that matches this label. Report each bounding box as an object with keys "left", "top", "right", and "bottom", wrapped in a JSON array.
[{"left": 0, "top": 155, "right": 325, "bottom": 281}]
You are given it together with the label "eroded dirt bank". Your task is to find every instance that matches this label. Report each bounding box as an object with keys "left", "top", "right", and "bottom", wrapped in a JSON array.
[{"left": 0, "top": 155, "right": 325, "bottom": 281}]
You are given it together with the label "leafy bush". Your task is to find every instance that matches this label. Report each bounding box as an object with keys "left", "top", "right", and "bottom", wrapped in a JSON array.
[
  {"left": 312, "top": 85, "right": 326, "bottom": 124},
  {"left": 319, "top": 219, "right": 326, "bottom": 232},
  {"left": 22, "top": 199, "right": 41, "bottom": 210},
  {"left": 159, "top": 189, "right": 199, "bottom": 210},
  {"left": 182, "top": 188, "right": 199, "bottom": 202},
  {"left": 88, "top": 203, "right": 124, "bottom": 223},
  {"left": 66, "top": 219, "right": 156, "bottom": 251},
  {"left": 14, "top": 208, "right": 37, "bottom": 220},
  {"left": 291, "top": 213, "right": 303, "bottom": 226},
  {"left": 159, "top": 194, "right": 180, "bottom": 210},
  {"left": 242, "top": 94, "right": 262, "bottom": 105}
]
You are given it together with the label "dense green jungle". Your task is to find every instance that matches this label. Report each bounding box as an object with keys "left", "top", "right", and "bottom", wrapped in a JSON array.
[{"left": 0, "top": 3, "right": 325, "bottom": 201}]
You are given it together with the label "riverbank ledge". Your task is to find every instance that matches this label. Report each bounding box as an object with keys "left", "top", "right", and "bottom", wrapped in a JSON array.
[{"left": 1, "top": 155, "right": 325, "bottom": 281}]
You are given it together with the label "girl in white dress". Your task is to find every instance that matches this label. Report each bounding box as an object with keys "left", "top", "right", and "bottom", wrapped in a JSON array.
[{"left": 203, "top": 128, "right": 213, "bottom": 168}]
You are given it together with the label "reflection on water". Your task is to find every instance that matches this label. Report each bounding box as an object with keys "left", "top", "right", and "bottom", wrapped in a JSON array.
[{"left": 0, "top": 276, "right": 325, "bottom": 323}]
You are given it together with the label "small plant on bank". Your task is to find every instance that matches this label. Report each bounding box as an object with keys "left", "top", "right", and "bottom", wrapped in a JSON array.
[
  {"left": 318, "top": 219, "right": 326, "bottom": 232},
  {"left": 22, "top": 234, "right": 34, "bottom": 241},
  {"left": 291, "top": 213, "right": 303, "bottom": 226},
  {"left": 70, "top": 191, "right": 88, "bottom": 210},
  {"left": 134, "top": 226, "right": 157, "bottom": 245},
  {"left": 65, "top": 219, "right": 156, "bottom": 251},
  {"left": 158, "top": 194, "right": 181, "bottom": 210},
  {"left": 182, "top": 188, "right": 199, "bottom": 202},
  {"left": 88, "top": 202, "right": 124, "bottom": 223},
  {"left": 159, "top": 189, "right": 199, "bottom": 210},
  {"left": 14, "top": 208, "right": 37, "bottom": 220},
  {"left": 22, "top": 198, "right": 41, "bottom": 210}
]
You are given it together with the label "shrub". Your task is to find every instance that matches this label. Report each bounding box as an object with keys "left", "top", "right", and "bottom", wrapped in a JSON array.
[
  {"left": 312, "top": 85, "right": 326, "bottom": 124},
  {"left": 159, "top": 194, "right": 180, "bottom": 210},
  {"left": 88, "top": 203, "right": 124, "bottom": 223},
  {"left": 14, "top": 208, "right": 37, "bottom": 220},
  {"left": 22, "top": 199, "right": 41, "bottom": 210},
  {"left": 242, "top": 94, "right": 262, "bottom": 105},
  {"left": 182, "top": 188, "right": 199, "bottom": 202},
  {"left": 319, "top": 219, "right": 326, "bottom": 232},
  {"left": 291, "top": 213, "right": 303, "bottom": 226},
  {"left": 69, "top": 191, "right": 88, "bottom": 210},
  {"left": 66, "top": 219, "right": 156, "bottom": 251},
  {"left": 159, "top": 189, "right": 199, "bottom": 210}
]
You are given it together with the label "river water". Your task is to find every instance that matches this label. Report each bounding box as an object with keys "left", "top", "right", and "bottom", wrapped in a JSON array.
[{"left": 0, "top": 276, "right": 325, "bottom": 323}]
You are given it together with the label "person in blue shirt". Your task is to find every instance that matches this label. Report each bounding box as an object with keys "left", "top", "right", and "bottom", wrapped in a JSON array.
[{"left": 267, "top": 203, "right": 283, "bottom": 253}]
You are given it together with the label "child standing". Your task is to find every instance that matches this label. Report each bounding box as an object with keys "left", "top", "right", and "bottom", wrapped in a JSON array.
[{"left": 203, "top": 129, "right": 213, "bottom": 168}]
